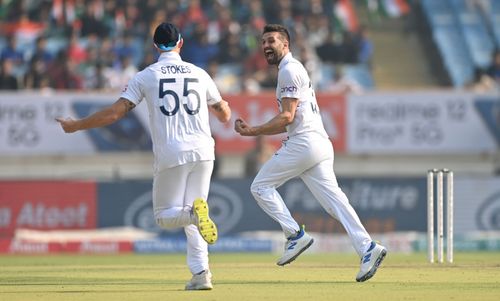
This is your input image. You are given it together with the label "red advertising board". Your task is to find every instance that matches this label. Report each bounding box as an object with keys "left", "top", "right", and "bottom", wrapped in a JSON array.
[
  {"left": 0, "top": 181, "right": 97, "bottom": 237},
  {"left": 212, "top": 92, "right": 346, "bottom": 154}
]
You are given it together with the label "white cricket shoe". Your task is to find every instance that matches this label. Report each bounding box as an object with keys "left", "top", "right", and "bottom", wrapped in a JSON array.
[
  {"left": 185, "top": 270, "right": 213, "bottom": 290},
  {"left": 193, "top": 198, "right": 218, "bottom": 244},
  {"left": 277, "top": 225, "right": 314, "bottom": 266},
  {"left": 356, "top": 241, "right": 387, "bottom": 282}
]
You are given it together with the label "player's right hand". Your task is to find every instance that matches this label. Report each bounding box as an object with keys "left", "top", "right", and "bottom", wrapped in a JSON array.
[
  {"left": 55, "top": 117, "right": 79, "bottom": 133},
  {"left": 234, "top": 118, "right": 245, "bottom": 133},
  {"left": 234, "top": 118, "right": 254, "bottom": 136}
]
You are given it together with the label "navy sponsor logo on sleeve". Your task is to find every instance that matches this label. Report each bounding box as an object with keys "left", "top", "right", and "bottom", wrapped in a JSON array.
[{"left": 280, "top": 86, "right": 298, "bottom": 93}]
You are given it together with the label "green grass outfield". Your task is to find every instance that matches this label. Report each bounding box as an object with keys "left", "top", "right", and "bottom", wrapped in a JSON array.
[{"left": 1, "top": 252, "right": 499, "bottom": 301}]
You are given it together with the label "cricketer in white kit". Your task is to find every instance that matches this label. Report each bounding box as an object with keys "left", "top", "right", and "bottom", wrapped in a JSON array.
[
  {"left": 56, "top": 22, "right": 231, "bottom": 290},
  {"left": 234, "top": 24, "right": 386, "bottom": 282}
]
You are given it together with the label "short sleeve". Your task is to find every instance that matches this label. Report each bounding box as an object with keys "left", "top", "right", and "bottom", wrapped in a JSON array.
[
  {"left": 120, "top": 72, "right": 144, "bottom": 105},
  {"left": 203, "top": 71, "right": 222, "bottom": 105},
  {"left": 278, "top": 66, "right": 302, "bottom": 99}
]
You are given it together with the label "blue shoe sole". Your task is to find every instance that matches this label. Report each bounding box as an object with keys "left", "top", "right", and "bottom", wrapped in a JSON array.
[
  {"left": 356, "top": 249, "right": 387, "bottom": 282},
  {"left": 277, "top": 238, "right": 314, "bottom": 266}
]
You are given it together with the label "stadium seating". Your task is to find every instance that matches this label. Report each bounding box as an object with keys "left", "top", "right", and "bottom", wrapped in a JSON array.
[
  {"left": 318, "top": 63, "right": 336, "bottom": 91},
  {"left": 420, "top": 0, "right": 499, "bottom": 87},
  {"left": 486, "top": 0, "right": 500, "bottom": 46},
  {"left": 448, "top": 0, "right": 495, "bottom": 69},
  {"left": 420, "top": 0, "right": 475, "bottom": 87},
  {"left": 343, "top": 64, "right": 374, "bottom": 89}
]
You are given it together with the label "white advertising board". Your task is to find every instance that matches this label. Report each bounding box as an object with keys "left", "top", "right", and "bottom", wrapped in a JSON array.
[
  {"left": 347, "top": 91, "right": 499, "bottom": 154},
  {"left": 0, "top": 92, "right": 151, "bottom": 155}
]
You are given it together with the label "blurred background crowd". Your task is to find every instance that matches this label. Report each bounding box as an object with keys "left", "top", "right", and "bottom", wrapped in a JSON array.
[
  {"left": 1, "top": 0, "right": 499, "bottom": 93},
  {"left": 0, "top": 0, "right": 381, "bottom": 93}
]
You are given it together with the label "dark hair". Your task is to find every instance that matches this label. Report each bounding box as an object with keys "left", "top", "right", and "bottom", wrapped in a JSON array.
[
  {"left": 263, "top": 24, "right": 290, "bottom": 45},
  {"left": 153, "top": 22, "right": 182, "bottom": 51}
]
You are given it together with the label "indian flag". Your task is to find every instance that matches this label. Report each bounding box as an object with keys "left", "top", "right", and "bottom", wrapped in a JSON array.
[
  {"left": 334, "top": 0, "right": 359, "bottom": 32},
  {"left": 382, "top": 0, "right": 410, "bottom": 18}
]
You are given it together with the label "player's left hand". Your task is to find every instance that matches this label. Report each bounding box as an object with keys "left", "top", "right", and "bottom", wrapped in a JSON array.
[{"left": 55, "top": 117, "right": 79, "bottom": 133}]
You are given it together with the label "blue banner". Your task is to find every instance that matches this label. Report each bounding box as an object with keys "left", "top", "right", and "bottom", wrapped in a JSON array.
[{"left": 97, "top": 177, "right": 427, "bottom": 236}]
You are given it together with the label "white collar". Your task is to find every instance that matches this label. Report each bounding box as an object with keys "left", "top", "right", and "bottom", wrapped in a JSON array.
[
  {"left": 278, "top": 52, "right": 293, "bottom": 69},
  {"left": 158, "top": 51, "right": 182, "bottom": 62}
]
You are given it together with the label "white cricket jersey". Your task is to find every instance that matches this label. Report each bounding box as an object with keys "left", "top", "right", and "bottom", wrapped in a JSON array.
[
  {"left": 276, "top": 53, "right": 328, "bottom": 138},
  {"left": 120, "top": 52, "right": 221, "bottom": 171}
]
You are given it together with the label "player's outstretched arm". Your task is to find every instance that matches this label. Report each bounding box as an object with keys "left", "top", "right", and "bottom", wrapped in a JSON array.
[
  {"left": 55, "top": 98, "right": 136, "bottom": 133},
  {"left": 209, "top": 99, "right": 231, "bottom": 123}
]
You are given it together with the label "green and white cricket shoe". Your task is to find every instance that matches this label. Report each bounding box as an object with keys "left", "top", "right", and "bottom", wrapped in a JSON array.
[
  {"left": 356, "top": 241, "right": 387, "bottom": 282},
  {"left": 193, "top": 198, "right": 218, "bottom": 244},
  {"left": 277, "top": 225, "right": 314, "bottom": 266},
  {"left": 185, "top": 270, "right": 213, "bottom": 290}
]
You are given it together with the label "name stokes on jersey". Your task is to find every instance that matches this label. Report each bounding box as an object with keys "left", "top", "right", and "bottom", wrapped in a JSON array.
[{"left": 160, "top": 65, "right": 192, "bottom": 74}]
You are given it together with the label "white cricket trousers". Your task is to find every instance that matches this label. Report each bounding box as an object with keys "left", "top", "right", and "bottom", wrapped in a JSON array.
[
  {"left": 153, "top": 160, "right": 213, "bottom": 275},
  {"left": 250, "top": 134, "right": 372, "bottom": 257}
]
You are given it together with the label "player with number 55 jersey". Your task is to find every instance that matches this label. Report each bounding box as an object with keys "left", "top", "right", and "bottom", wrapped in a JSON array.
[
  {"left": 121, "top": 43, "right": 223, "bottom": 170},
  {"left": 56, "top": 22, "right": 231, "bottom": 290}
]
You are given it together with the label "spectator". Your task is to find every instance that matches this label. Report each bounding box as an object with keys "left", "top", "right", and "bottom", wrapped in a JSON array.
[
  {"left": 47, "top": 50, "right": 83, "bottom": 90},
  {"left": 0, "top": 35, "right": 24, "bottom": 66},
  {"left": 298, "top": 44, "right": 321, "bottom": 90},
  {"left": 29, "top": 36, "right": 53, "bottom": 66},
  {"left": 181, "top": 23, "right": 219, "bottom": 70},
  {"left": 97, "top": 37, "right": 117, "bottom": 68},
  {"left": 468, "top": 66, "right": 497, "bottom": 93},
  {"left": 315, "top": 29, "right": 341, "bottom": 64},
  {"left": 244, "top": 47, "right": 276, "bottom": 89},
  {"left": 242, "top": 70, "right": 262, "bottom": 94},
  {"left": 67, "top": 33, "right": 87, "bottom": 66},
  {"left": 138, "top": 50, "right": 158, "bottom": 71},
  {"left": 355, "top": 25, "right": 374, "bottom": 68},
  {"left": 79, "top": 3, "right": 110, "bottom": 38},
  {"left": 179, "top": 0, "right": 208, "bottom": 29},
  {"left": 303, "top": 14, "right": 330, "bottom": 48},
  {"left": 123, "top": 2, "right": 144, "bottom": 37},
  {"left": 327, "top": 67, "right": 364, "bottom": 95},
  {"left": 218, "top": 31, "right": 245, "bottom": 64},
  {"left": 23, "top": 57, "right": 46, "bottom": 89},
  {"left": 248, "top": 0, "right": 267, "bottom": 31},
  {"left": 113, "top": 34, "right": 136, "bottom": 65},
  {"left": 338, "top": 30, "right": 359, "bottom": 64},
  {"left": 206, "top": 60, "right": 240, "bottom": 94},
  {"left": 84, "top": 61, "right": 108, "bottom": 91},
  {"left": 0, "top": 58, "right": 19, "bottom": 90},
  {"left": 486, "top": 49, "right": 500, "bottom": 85},
  {"left": 116, "top": 55, "right": 138, "bottom": 89},
  {"left": 208, "top": 4, "right": 237, "bottom": 44}
]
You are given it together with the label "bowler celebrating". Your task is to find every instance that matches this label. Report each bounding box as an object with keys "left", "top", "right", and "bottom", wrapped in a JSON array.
[{"left": 234, "top": 24, "right": 386, "bottom": 282}]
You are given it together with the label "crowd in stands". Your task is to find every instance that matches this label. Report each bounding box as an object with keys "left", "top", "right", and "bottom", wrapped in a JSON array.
[
  {"left": 469, "top": 49, "right": 500, "bottom": 93},
  {"left": 0, "top": 0, "right": 375, "bottom": 93}
]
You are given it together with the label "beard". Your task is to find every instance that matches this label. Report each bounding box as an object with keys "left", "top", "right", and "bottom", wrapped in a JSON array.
[{"left": 264, "top": 48, "right": 282, "bottom": 65}]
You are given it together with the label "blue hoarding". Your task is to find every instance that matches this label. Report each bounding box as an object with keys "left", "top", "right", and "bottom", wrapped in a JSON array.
[{"left": 97, "top": 177, "right": 427, "bottom": 236}]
